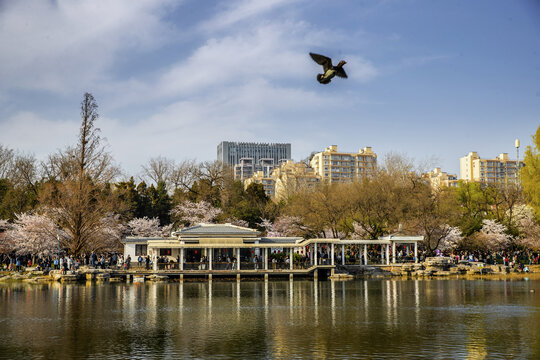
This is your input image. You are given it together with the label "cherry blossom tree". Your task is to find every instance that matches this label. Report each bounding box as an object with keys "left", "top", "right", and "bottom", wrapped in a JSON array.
[
  {"left": 161, "top": 224, "right": 174, "bottom": 237},
  {"left": 170, "top": 200, "right": 222, "bottom": 227},
  {"left": 259, "top": 216, "right": 305, "bottom": 237},
  {"left": 517, "top": 211, "right": 540, "bottom": 250},
  {"left": 0, "top": 219, "right": 14, "bottom": 253},
  {"left": 258, "top": 218, "right": 273, "bottom": 234},
  {"left": 0, "top": 219, "right": 12, "bottom": 231},
  {"left": 90, "top": 214, "right": 124, "bottom": 253},
  {"left": 477, "top": 219, "right": 512, "bottom": 251},
  {"left": 6, "top": 213, "right": 59, "bottom": 258},
  {"left": 438, "top": 226, "right": 463, "bottom": 251},
  {"left": 127, "top": 217, "right": 161, "bottom": 237}
]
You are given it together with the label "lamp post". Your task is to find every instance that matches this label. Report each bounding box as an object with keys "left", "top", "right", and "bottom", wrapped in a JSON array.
[{"left": 515, "top": 139, "right": 520, "bottom": 183}]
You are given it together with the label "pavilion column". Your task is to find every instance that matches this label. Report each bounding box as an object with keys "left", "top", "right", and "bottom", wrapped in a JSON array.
[
  {"left": 237, "top": 248, "right": 241, "bottom": 270},
  {"left": 363, "top": 244, "right": 368, "bottom": 265},
  {"left": 290, "top": 248, "right": 293, "bottom": 270},
  {"left": 264, "top": 248, "right": 268, "bottom": 270},
  {"left": 380, "top": 245, "right": 384, "bottom": 264},
  {"left": 386, "top": 245, "right": 390, "bottom": 265},
  {"left": 180, "top": 248, "right": 184, "bottom": 270},
  {"left": 314, "top": 244, "right": 318, "bottom": 266},
  {"left": 341, "top": 245, "right": 345, "bottom": 265},
  {"left": 209, "top": 248, "right": 213, "bottom": 270},
  {"left": 414, "top": 242, "right": 418, "bottom": 264},
  {"left": 392, "top": 242, "right": 396, "bottom": 264},
  {"left": 331, "top": 243, "right": 335, "bottom": 266}
]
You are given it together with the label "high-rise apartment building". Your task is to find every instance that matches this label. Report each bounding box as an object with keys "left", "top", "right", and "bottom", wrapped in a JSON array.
[
  {"left": 217, "top": 141, "right": 291, "bottom": 180},
  {"left": 309, "top": 145, "right": 377, "bottom": 183},
  {"left": 460, "top": 152, "right": 524, "bottom": 184}
]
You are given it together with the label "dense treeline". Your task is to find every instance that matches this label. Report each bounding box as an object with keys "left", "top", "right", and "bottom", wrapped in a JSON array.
[{"left": 0, "top": 93, "right": 539, "bottom": 257}]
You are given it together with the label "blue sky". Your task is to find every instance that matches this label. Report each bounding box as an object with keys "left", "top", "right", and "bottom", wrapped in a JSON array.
[{"left": 0, "top": 0, "right": 539, "bottom": 177}]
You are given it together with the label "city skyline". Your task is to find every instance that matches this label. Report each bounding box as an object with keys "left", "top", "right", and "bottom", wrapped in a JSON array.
[{"left": 0, "top": 0, "right": 538, "bottom": 177}]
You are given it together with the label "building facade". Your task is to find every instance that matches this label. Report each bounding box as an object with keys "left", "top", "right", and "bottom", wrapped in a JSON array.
[
  {"left": 460, "top": 152, "right": 524, "bottom": 184},
  {"left": 244, "top": 170, "right": 276, "bottom": 197},
  {"left": 244, "top": 160, "right": 320, "bottom": 200},
  {"left": 217, "top": 141, "right": 291, "bottom": 180},
  {"left": 309, "top": 145, "right": 377, "bottom": 183},
  {"left": 422, "top": 168, "right": 458, "bottom": 189}
]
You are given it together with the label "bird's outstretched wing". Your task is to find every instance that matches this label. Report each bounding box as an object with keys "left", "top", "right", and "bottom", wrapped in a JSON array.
[
  {"left": 335, "top": 68, "right": 348, "bottom": 78},
  {"left": 310, "top": 53, "right": 332, "bottom": 72}
]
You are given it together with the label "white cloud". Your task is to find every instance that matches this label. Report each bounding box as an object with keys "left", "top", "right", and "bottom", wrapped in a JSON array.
[
  {"left": 199, "top": 0, "right": 302, "bottom": 32},
  {"left": 151, "top": 19, "right": 376, "bottom": 101},
  {"left": 0, "top": 112, "right": 78, "bottom": 158},
  {"left": 0, "top": 0, "right": 178, "bottom": 94}
]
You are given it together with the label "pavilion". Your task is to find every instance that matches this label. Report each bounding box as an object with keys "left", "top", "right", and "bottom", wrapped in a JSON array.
[{"left": 122, "top": 223, "right": 424, "bottom": 275}]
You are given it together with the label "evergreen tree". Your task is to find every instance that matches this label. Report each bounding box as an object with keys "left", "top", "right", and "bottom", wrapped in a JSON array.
[{"left": 151, "top": 181, "right": 172, "bottom": 226}]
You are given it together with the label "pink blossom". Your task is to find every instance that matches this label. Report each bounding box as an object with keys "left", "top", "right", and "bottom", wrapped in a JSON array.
[
  {"left": 479, "top": 219, "right": 511, "bottom": 251},
  {"left": 5, "top": 213, "right": 59, "bottom": 257},
  {"left": 170, "top": 200, "right": 222, "bottom": 227},
  {"left": 127, "top": 217, "right": 161, "bottom": 237},
  {"left": 439, "top": 226, "right": 463, "bottom": 251}
]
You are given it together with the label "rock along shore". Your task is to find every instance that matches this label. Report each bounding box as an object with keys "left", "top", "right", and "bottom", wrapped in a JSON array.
[{"left": 0, "top": 259, "right": 538, "bottom": 283}]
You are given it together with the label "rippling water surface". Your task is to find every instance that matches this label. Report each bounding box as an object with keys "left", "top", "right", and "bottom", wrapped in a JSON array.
[{"left": 1, "top": 278, "right": 539, "bottom": 359}]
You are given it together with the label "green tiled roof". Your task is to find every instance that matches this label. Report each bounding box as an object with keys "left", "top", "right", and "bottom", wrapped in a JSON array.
[{"left": 176, "top": 223, "right": 259, "bottom": 236}]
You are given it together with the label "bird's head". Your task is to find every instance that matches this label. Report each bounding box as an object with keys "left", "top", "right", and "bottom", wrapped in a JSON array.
[{"left": 337, "top": 60, "right": 347, "bottom": 67}]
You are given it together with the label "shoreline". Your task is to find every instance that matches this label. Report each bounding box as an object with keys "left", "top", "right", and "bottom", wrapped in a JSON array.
[{"left": 1, "top": 268, "right": 539, "bottom": 284}]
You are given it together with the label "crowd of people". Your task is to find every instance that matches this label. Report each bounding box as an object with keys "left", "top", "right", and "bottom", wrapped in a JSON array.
[
  {"left": 1, "top": 247, "right": 539, "bottom": 273},
  {"left": 0, "top": 252, "right": 152, "bottom": 273}
]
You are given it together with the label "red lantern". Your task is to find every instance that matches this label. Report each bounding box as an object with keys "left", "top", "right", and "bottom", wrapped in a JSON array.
[{"left": 195, "top": 250, "right": 198, "bottom": 254}]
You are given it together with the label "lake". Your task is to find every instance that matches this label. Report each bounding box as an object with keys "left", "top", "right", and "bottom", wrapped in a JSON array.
[{"left": 0, "top": 278, "right": 539, "bottom": 359}]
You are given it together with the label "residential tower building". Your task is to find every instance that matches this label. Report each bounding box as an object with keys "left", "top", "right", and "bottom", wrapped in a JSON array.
[
  {"left": 460, "top": 152, "right": 524, "bottom": 184},
  {"left": 309, "top": 145, "right": 377, "bottom": 183}
]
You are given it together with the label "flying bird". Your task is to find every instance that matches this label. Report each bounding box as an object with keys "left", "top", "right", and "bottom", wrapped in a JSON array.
[{"left": 309, "top": 52, "right": 347, "bottom": 84}]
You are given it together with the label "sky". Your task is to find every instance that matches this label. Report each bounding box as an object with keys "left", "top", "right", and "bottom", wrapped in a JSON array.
[{"left": 0, "top": 0, "right": 539, "bottom": 178}]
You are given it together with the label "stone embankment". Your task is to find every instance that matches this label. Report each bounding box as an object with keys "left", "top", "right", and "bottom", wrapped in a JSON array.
[
  {"left": 338, "top": 257, "right": 537, "bottom": 278},
  {"left": 0, "top": 267, "right": 187, "bottom": 283},
  {"left": 0, "top": 267, "right": 127, "bottom": 283},
  {"left": 397, "top": 257, "right": 514, "bottom": 277}
]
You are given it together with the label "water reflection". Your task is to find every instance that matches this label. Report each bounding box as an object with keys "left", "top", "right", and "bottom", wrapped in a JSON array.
[{"left": 0, "top": 278, "right": 539, "bottom": 359}]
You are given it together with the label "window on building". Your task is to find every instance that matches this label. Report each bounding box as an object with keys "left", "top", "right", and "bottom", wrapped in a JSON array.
[
  {"left": 160, "top": 248, "right": 172, "bottom": 256},
  {"left": 135, "top": 244, "right": 147, "bottom": 256}
]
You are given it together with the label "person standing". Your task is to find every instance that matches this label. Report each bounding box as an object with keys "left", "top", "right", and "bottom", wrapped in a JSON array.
[
  {"left": 145, "top": 255, "right": 151, "bottom": 270},
  {"left": 62, "top": 258, "right": 68, "bottom": 275},
  {"left": 126, "top": 255, "right": 131, "bottom": 270}
]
